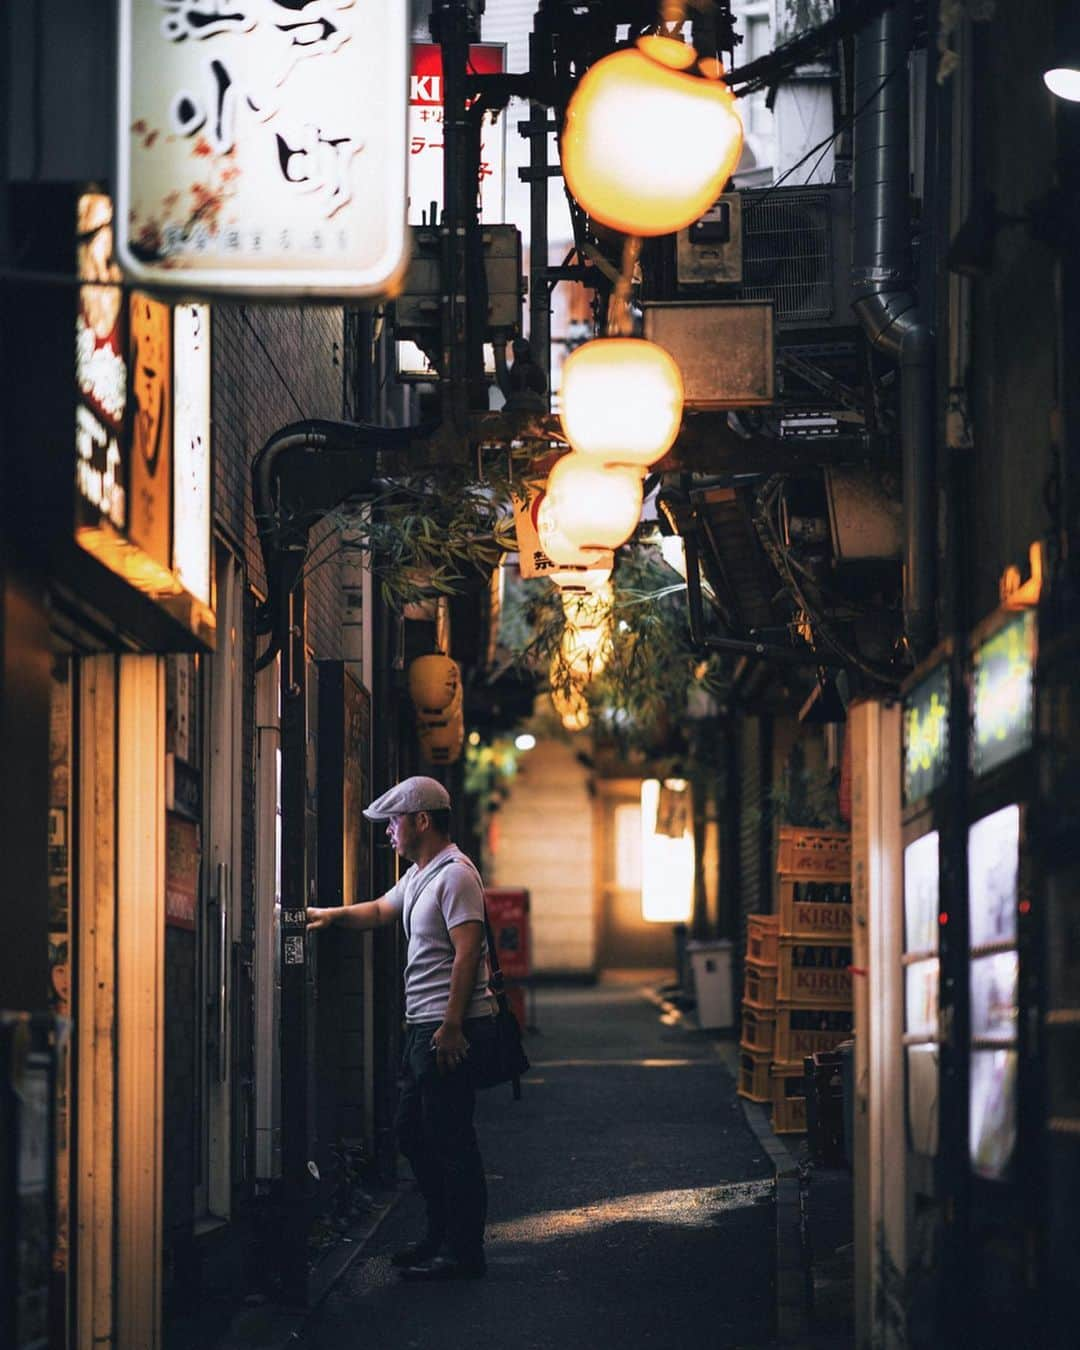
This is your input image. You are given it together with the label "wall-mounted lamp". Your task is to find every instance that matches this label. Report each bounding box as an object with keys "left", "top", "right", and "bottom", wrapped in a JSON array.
[
  {"left": 1044, "top": 12, "right": 1080, "bottom": 100},
  {"left": 559, "top": 338, "right": 684, "bottom": 467},
  {"left": 561, "top": 36, "right": 743, "bottom": 237}
]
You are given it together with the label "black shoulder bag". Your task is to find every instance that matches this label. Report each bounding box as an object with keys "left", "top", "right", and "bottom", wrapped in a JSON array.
[{"left": 469, "top": 906, "right": 530, "bottom": 1099}]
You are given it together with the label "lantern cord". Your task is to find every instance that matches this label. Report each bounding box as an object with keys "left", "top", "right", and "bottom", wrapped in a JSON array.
[{"left": 606, "top": 235, "right": 642, "bottom": 337}]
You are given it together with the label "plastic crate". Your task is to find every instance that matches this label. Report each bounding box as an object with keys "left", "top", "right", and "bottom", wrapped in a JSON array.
[
  {"left": 776, "top": 826, "right": 852, "bottom": 880},
  {"left": 771, "top": 1061, "right": 808, "bottom": 1134},
  {"left": 778, "top": 879, "right": 853, "bottom": 940},
  {"left": 740, "top": 1004, "right": 777, "bottom": 1054},
  {"left": 743, "top": 957, "right": 778, "bottom": 1010},
  {"left": 737, "top": 1046, "right": 772, "bottom": 1103},
  {"left": 777, "top": 939, "right": 853, "bottom": 1007},
  {"left": 775, "top": 1005, "right": 854, "bottom": 1062},
  {"left": 746, "top": 913, "right": 779, "bottom": 964}
]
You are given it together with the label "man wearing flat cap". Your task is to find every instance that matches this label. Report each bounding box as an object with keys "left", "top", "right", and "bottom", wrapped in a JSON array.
[{"left": 307, "top": 775, "right": 495, "bottom": 1281}]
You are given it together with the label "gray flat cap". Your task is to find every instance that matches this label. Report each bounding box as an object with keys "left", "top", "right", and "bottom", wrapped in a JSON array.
[{"left": 363, "top": 775, "right": 451, "bottom": 820}]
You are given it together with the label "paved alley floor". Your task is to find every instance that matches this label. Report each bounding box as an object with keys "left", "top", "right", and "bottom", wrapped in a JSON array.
[{"left": 303, "top": 983, "right": 776, "bottom": 1350}]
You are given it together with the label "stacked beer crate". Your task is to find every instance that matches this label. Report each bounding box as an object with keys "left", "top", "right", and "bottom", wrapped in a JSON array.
[
  {"left": 771, "top": 827, "right": 854, "bottom": 1133},
  {"left": 737, "top": 913, "right": 780, "bottom": 1105}
]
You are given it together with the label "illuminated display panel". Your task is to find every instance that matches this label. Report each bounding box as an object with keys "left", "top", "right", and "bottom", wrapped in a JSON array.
[
  {"left": 117, "top": 0, "right": 408, "bottom": 298},
  {"left": 903, "top": 830, "right": 941, "bottom": 1156},
  {"left": 968, "top": 804, "right": 1019, "bottom": 948},
  {"left": 903, "top": 662, "right": 950, "bottom": 804},
  {"left": 967, "top": 804, "right": 1021, "bottom": 1180},
  {"left": 970, "top": 1049, "right": 1018, "bottom": 1181},
  {"left": 972, "top": 610, "right": 1036, "bottom": 777}
]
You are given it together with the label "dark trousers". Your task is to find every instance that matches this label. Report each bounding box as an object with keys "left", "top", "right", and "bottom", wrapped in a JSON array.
[{"left": 395, "top": 1017, "right": 493, "bottom": 1262}]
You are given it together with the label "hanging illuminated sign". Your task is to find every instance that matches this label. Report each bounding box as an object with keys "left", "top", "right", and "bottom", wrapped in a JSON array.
[
  {"left": 902, "top": 662, "right": 950, "bottom": 804},
  {"left": 117, "top": 0, "right": 409, "bottom": 298},
  {"left": 74, "top": 193, "right": 215, "bottom": 643},
  {"left": 972, "top": 610, "right": 1036, "bottom": 777}
]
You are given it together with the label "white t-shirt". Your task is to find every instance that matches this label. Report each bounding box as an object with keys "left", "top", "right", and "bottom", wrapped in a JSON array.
[{"left": 384, "top": 844, "right": 492, "bottom": 1024}]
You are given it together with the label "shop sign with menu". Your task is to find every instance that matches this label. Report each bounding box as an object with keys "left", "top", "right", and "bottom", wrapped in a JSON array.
[{"left": 75, "top": 192, "right": 214, "bottom": 642}]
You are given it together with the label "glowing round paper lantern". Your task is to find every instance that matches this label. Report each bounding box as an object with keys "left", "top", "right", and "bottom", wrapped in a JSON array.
[
  {"left": 562, "top": 582, "right": 613, "bottom": 632},
  {"left": 551, "top": 681, "right": 590, "bottom": 733},
  {"left": 561, "top": 37, "right": 743, "bottom": 237},
  {"left": 537, "top": 496, "right": 598, "bottom": 568},
  {"left": 548, "top": 557, "right": 613, "bottom": 593},
  {"left": 560, "top": 339, "right": 684, "bottom": 467},
  {"left": 540, "top": 454, "right": 644, "bottom": 556},
  {"left": 408, "top": 654, "right": 461, "bottom": 715},
  {"left": 561, "top": 623, "right": 611, "bottom": 680}
]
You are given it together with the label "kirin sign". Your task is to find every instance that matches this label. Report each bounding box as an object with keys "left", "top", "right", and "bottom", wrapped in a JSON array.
[{"left": 117, "top": 0, "right": 409, "bottom": 299}]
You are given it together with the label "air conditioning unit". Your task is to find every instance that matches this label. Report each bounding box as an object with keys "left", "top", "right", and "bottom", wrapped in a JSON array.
[{"left": 677, "top": 185, "right": 856, "bottom": 333}]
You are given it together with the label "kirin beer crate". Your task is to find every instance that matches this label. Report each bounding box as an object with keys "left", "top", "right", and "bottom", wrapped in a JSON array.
[
  {"left": 743, "top": 957, "right": 778, "bottom": 1010},
  {"left": 778, "top": 878, "right": 853, "bottom": 940},
  {"left": 746, "top": 913, "right": 779, "bottom": 964},
  {"left": 777, "top": 938, "right": 853, "bottom": 1007},
  {"left": 776, "top": 826, "right": 851, "bottom": 880},
  {"left": 740, "top": 1003, "right": 777, "bottom": 1055},
  {"left": 774, "top": 1005, "right": 854, "bottom": 1063},
  {"left": 737, "top": 1046, "right": 772, "bottom": 1103}
]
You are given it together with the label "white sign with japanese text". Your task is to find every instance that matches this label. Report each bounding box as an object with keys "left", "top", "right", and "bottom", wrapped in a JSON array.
[
  {"left": 408, "top": 42, "right": 506, "bottom": 225},
  {"left": 117, "top": 0, "right": 409, "bottom": 298}
]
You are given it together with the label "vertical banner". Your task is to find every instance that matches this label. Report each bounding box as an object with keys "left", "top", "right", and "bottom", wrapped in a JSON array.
[
  {"left": 173, "top": 304, "right": 212, "bottom": 606},
  {"left": 128, "top": 293, "right": 173, "bottom": 570}
]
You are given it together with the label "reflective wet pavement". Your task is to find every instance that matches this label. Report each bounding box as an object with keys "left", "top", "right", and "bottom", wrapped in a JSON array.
[{"left": 303, "top": 983, "right": 776, "bottom": 1350}]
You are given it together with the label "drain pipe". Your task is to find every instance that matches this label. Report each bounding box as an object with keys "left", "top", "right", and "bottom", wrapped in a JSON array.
[{"left": 851, "top": 4, "right": 936, "bottom": 659}]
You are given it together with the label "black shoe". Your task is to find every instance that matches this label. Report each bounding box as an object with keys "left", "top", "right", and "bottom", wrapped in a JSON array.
[
  {"left": 390, "top": 1238, "right": 443, "bottom": 1268},
  {"left": 399, "top": 1255, "right": 486, "bottom": 1282}
]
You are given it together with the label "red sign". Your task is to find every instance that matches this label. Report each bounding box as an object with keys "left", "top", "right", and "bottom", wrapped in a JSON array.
[
  {"left": 409, "top": 43, "right": 506, "bottom": 105},
  {"left": 484, "top": 887, "right": 530, "bottom": 981}
]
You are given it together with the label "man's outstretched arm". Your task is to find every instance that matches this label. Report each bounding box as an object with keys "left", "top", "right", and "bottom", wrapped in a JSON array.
[{"left": 306, "top": 896, "right": 398, "bottom": 932}]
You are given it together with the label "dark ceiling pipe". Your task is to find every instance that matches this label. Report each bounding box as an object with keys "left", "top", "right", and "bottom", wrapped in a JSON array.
[
  {"left": 251, "top": 418, "right": 427, "bottom": 670},
  {"left": 851, "top": 2, "right": 937, "bottom": 659}
]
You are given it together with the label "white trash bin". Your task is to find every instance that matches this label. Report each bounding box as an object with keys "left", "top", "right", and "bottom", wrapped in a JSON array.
[{"left": 686, "top": 939, "right": 734, "bottom": 1030}]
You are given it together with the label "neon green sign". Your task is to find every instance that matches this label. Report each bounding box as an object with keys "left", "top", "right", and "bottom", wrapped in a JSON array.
[
  {"left": 972, "top": 610, "right": 1036, "bottom": 777},
  {"left": 903, "top": 664, "right": 950, "bottom": 803}
]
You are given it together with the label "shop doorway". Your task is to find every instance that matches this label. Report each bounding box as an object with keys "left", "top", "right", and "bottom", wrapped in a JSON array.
[{"left": 595, "top": 780, "right": 677, "bottom": 973}]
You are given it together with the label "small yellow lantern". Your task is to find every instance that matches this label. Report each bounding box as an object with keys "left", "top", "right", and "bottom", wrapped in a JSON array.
[
  {"left": 540, "top": 454, "right": 644, "bottom": 556},
  {"left": 560, "top": 339, "right": 684, "bottom": 467},
  {"left": 408, "top": 654, "right": 461, "bottom": 716},
  {"left": 418, "top": 701, "right": 465, "bottom": 765},
  {"left": 415, "top": 680, "right": 463, "bottom": 731},
  {"left": 561, "top": 36, "right": 743, "bottom": 237}
]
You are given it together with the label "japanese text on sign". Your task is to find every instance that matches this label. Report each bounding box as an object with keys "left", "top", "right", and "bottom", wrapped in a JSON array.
[{"left": 117, "top": 0, "right": 408, "bottom": 297}]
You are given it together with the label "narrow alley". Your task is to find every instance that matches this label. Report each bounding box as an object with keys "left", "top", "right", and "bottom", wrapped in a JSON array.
[{"left": 304, "top": 985, "right": 775, "bottom": 1350}]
